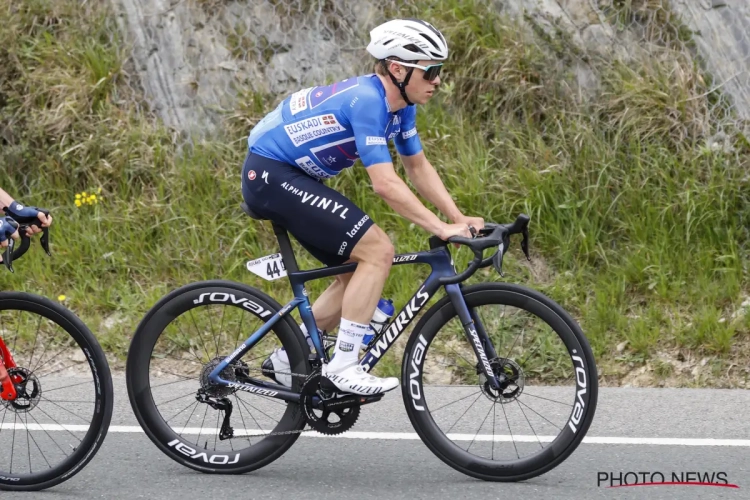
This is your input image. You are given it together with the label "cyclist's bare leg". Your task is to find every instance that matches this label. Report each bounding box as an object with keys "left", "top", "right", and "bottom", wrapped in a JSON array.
[
  {"left": 325, "top": 225, "right": 397, "bottom": 384},
  {"left": 341, "top": 225, "right": 393, "bottom": 324},
  {"left": 310, "top": 272, "right": 353, "bottom": 332}
]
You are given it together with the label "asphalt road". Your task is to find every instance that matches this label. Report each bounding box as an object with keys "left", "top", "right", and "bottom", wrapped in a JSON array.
[{"left": 4, "top": 377, "right": 750, "bottom": 499}]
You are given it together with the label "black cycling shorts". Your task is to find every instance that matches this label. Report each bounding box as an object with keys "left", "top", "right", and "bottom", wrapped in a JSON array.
[{"left": 241, "top": 152, "right": 374, "bottom": 266}]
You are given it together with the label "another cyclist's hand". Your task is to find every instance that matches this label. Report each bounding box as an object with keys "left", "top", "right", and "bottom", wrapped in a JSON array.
[
  {"left": 0, "top": 217, "right": 20, "bottom": 248},
  {"left": 454, "top": 215, "right": 485, "bottom": 234},
  {"left": 4, "top": 201, "right": 52, "bottom": 237}
]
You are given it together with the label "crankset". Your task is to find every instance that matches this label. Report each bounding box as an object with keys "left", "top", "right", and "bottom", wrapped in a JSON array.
[{"left": 300, "top": 370, "right": 383, "bottom": 436}]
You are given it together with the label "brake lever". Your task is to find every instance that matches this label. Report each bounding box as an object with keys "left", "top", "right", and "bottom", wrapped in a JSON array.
[
  {"left": 521, "top": 226, "right": 531, "bottom": 261},
  {"left": 2, "top": 238, "right": 14, "bottom": 273}
]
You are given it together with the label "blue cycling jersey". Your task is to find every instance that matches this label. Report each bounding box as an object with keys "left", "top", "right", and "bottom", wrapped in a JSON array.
[{"left": 247, "top": 74, "right": 423, "bottom": 179}]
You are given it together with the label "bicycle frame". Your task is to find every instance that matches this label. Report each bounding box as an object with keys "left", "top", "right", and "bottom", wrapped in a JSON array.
[
  {"left": 208, "top": 244, "right": 501, "bottom": 404},
  {"left": 0, "top": 337, "right": 18, "bottom": 400}
]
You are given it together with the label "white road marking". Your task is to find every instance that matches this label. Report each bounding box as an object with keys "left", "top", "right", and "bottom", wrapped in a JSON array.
[{"left": 2, "top": 424, "right": 750, "bottom": 446}]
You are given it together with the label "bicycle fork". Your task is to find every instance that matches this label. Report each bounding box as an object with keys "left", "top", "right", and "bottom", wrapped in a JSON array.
[
  {"left": 445, "top": 285, "right": 501, "bottom": 390},
  {"left": 0, "top": 338, "right": 18, "bottom": 400}
]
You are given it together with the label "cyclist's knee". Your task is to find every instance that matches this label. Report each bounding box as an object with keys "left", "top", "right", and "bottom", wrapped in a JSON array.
[{"left": 350, "top": 225, "right": 394, "bottom": 269}]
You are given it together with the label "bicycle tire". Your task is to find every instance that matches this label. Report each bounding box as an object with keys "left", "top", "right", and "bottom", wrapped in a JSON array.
[
  {"left": 0, "top": 292, "right": 114, "bottom": 492},
  {"left": 401, "top": 282, "right": 598, "bottom": 481},
  {"left": 126, "top": 280, "right": 310, "bottom": 474}
]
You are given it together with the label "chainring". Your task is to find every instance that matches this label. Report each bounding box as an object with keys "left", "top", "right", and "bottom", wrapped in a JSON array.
[{"left": 300, "top": 371, "right": 360, "bottom": 436}]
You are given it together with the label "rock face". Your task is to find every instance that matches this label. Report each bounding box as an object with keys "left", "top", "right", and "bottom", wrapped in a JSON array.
[{"left": 110, "top": 0, "right": 750, "bottom": 135}]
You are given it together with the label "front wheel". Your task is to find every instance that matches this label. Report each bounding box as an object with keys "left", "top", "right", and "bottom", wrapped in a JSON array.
[
  {"left": 402, "top": 283, "right": 597, "bottom": 481},
  {"left": 0, "top": 292, "right": 113, "bottom": 491}
]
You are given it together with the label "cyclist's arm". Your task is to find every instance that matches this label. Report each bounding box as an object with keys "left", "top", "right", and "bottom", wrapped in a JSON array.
[
  {"left": 366, "top": 162, "right": 445, "bottom": 235},
  {"left": 400, "top": 151, "right": 463, "bottom": 223},
  {"left": 0, "top": 187, "right": 13, "bottom": 210}
]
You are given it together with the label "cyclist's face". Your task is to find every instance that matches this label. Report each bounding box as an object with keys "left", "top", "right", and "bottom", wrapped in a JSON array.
[{"left": 407, "top": 60, "right": 441, "bottom": 105}]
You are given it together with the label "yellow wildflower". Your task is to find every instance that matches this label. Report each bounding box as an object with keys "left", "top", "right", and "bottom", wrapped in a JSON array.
[
  {"left": 75, "top": 200, "right": 82, "bottom": 207},
  {"left": 58, "top": 295, "right": 66, "bottom": 301}
]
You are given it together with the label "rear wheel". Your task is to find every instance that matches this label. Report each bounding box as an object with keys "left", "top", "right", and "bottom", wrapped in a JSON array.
[
  {"left": 126, "top": 280, "right": 311, "bottom": 474},
  {"left": 402, "top": 283, "right": 597, "bottom": 481}
]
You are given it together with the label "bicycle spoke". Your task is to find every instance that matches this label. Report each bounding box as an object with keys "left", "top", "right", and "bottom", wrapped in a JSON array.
[
  {"left": 428, "top": 390, "right": 481, "bottom": 414},
  {"left": 521, "top": 392, "right": 572, "bottom": 408},
  {"left": 26, "top": 405, "right": 69, "bottom": 460},
  {"left": 189, "top": 309, "right": 212, "bottom": 363},
  {"left": 195, "top": 404, "right": 210, "bottom": 447},
  {"left": 466, "top": 402, "right": 494, "bottom": 453},
  {"left": 39, "top": 396, "right": 92, "bottom": 425},
  {"left": 33, "top": 405, "right": 84, "bottom": 444},
  {"left": 501, "top": 402, "right": 520, "bottom": 459},
  {"left": 445, "top": 392, "right": 483, "bottom": 435},
  {"left": 165, "top": 400, "right": 200, "bottom": 425},
  {"left": 517, "top": 399, "right": 563, "bottom": 431},
  {"left": 233, "top": 394, "right": 254, "bottom": 447},
  {"left": 25, "top": 412, "right": 52, "bottom": 471},
  {"left": 516, "top": 399, "right": 544, "bottom": 449}
]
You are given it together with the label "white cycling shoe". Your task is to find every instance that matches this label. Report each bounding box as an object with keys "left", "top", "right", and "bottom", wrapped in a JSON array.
[
  {"left": 261, "top": 348, "right": 293, "bottom": 388},
  {"left": 322, "top": 363, "right": 399, "bottom": 396}
]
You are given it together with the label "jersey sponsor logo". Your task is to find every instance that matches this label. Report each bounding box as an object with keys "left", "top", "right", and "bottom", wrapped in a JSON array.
[
  {"left": 402, "top": 128, "right": 417, "bottom": 140},
  {"left": 387, "top": 131, "right": 398, "bottom": 140},
  {"left": 393, "top": 115, "right": 401, "bottom": 125},
  {"left": 247, "top": 170, "right": 256, "bottom": 181},
  {"left": 280, "top": 181, "right": 350, "bottom": 219},
  {"left": 310, "top": 138, "right": 359, "bottom": 169},
  {"left": 284, "top": 114, "right": 345, "bottom": 146},
  {"left": 289, "top": 88, "right": 311, "bottom": 115},
  {"left": 309, "top": 78, "right": 359, "bottom": 108},
  {"left": 366, "top": 136, "right": 386, "bottom": 146},
  {"left": 294, "top": 156, "right": 335, "bottom": 179}
]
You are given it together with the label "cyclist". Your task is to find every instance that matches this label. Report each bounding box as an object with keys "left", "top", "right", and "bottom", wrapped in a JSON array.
[
  {"left": 0, "top": 187, "right": 52, "bottom": 256},
  {"left": 241, "top": 19, "right": 484, "bottom": 396}
]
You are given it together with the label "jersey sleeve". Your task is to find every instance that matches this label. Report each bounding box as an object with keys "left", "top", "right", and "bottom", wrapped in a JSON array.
[
  {"left": 394, "top": 105, "right": 423, "bottom": 157},
  {"left": 343, "top": 90, "right": 392, "bottom": 167}
]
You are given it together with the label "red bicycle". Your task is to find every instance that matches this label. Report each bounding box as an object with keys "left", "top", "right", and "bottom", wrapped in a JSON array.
[{"left": 0, "top": 215, "right": 113, "bottom": 491}]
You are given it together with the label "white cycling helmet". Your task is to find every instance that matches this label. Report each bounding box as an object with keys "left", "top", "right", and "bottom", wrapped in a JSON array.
[{"left": 367, "top": 18, "right": 448, "bottom": 62}]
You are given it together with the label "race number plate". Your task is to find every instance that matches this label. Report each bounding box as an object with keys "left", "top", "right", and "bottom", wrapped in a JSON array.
[{"left": 246, "top": 253, "right": 287, "bottom": 281}]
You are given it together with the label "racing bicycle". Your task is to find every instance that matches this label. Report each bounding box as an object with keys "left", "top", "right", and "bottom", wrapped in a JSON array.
[
  {"left": 126, "top": 203, "right": 597, "bottom": 481},
  {"left": 0, "top": 214, "right": 114, "bottom": 491}
]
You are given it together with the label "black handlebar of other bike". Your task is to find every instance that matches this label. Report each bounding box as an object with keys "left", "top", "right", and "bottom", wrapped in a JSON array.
[
  {"left": 428, "top": 214, "right": 531, "bottom": 285},
  {"left": 2, "top": 210, "right": 51, "bottom": 273}
]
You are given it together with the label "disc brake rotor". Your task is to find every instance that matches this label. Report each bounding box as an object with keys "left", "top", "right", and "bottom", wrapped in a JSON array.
[
  {"left": 479, "top": 358, "right": 525, "bottom": 403},
  {"left": 2, "top": 367, "right": 42, "bottom": 412}
]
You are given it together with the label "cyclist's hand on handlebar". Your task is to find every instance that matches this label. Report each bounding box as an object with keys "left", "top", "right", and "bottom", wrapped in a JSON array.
[
  {"left": 0, "top": 217, "right": 20, "bottom": 248},
  {"left": 4, "top": 201, "right": 52, "bottom": 237},
  {"left": 454, "top": 215, "right": 485, "bottom": 234},
  {"left": 437, "top": 222, "right": 473, "bottom": 248}
]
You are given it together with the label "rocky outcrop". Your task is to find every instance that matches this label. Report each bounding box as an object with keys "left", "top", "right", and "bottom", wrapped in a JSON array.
[{"left": 111, "top": 0, "right": 750, "bottom": 135}]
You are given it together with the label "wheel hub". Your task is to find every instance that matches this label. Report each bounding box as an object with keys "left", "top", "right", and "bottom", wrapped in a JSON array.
[
  {"left": 479, "top": 358, "right": 524, "bottom": 403},
  {"left": 2, "top": 367, "right": 42, "bottom": 412}
]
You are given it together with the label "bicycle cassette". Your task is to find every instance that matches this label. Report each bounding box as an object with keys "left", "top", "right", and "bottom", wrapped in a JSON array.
[{"left": 300, "top": 371, "right": 360, "bottom": 436}]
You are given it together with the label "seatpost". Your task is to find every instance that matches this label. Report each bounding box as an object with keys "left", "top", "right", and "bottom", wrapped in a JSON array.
[{"left": 271, "top": 222, "right": 300, "bottom": 273}]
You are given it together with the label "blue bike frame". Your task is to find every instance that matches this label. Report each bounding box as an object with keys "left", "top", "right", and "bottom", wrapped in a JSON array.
[{"left": 208, "top": 244, "right": 501, "bottom": 403}]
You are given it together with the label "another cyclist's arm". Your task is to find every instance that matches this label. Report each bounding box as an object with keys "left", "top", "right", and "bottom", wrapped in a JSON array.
[
  {"left": 0, "top": 187, "right": 13, "bottom": 210},
  {"left": 0, "top": 187, "right": 52, "bottom": 236},
  {"left": 366, "top": 162, "right": 469, "bottom": 240}
]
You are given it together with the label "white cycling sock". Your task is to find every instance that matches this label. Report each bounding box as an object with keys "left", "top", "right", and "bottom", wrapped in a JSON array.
[{"left": 326, "top": 318, "right": 368, "bottom": 372}]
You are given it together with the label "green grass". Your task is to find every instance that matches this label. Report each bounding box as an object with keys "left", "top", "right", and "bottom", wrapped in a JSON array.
[{"left": 1, "top": 0, "right": 749, "bottom": 385}]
